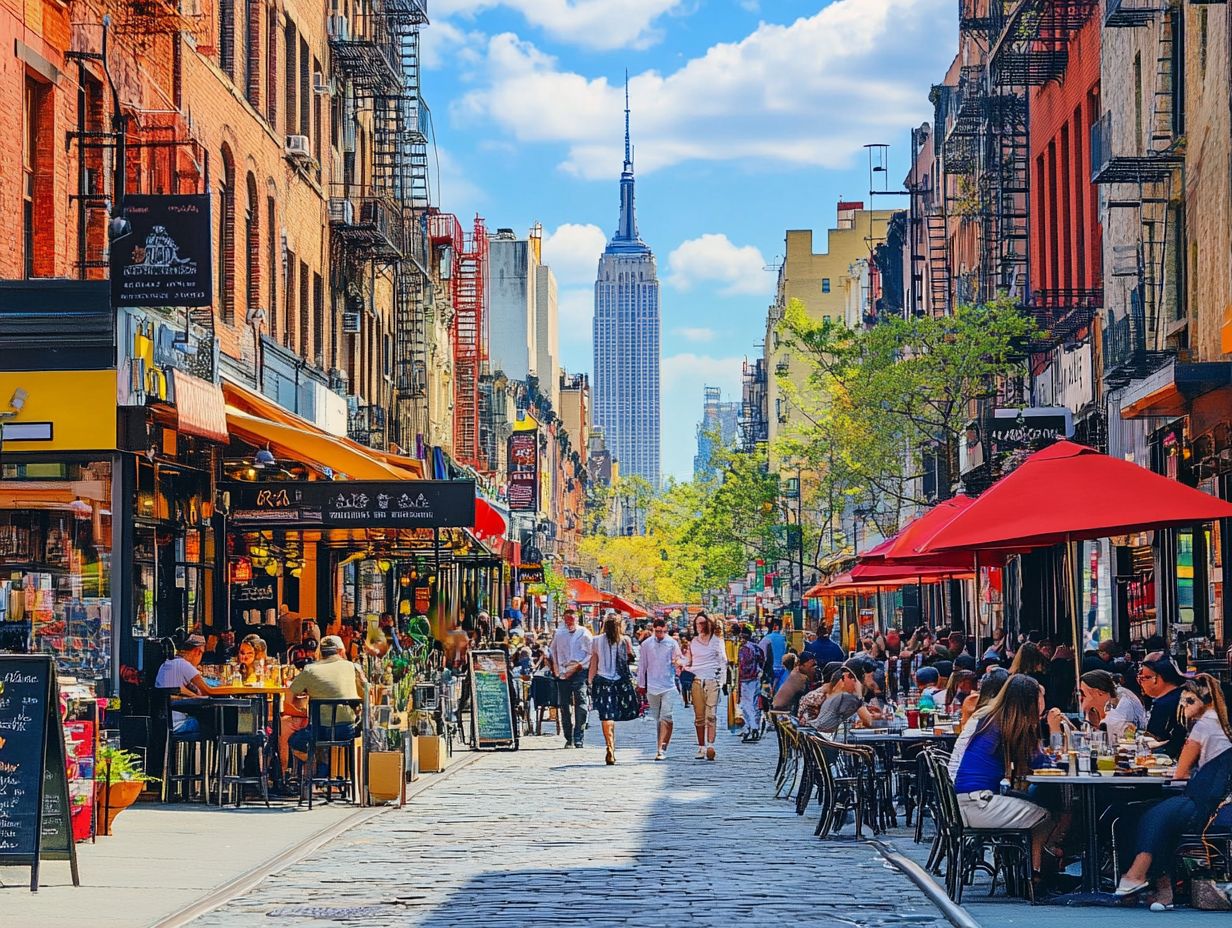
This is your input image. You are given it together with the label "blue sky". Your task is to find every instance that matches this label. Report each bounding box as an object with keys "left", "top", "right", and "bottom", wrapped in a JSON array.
[{"left": 422, "top": 0, "right": 958, "bottom": 480}]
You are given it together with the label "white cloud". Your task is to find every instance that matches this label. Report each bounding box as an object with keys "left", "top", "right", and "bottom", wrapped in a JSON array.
[
  {"left": 434, "top": 0, "right": 685, "bottom": 50},
  {"left": 667, "top": 233, "right": 768, "bottom": 296},
  {"left": 541, "top": 223, "right": 607, "bottom": 287},
  {"left": 453, "top": 0, "right": 954, "bottom": 179},
  {"left": 674, "top": 326, "right": 716, "bottom": 343},
  {"left": 421, "top": 20, "right": 485, "bottom": 70}
]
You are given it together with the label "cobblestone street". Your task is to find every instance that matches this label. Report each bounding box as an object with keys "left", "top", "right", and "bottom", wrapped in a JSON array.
[{"left": 193, "top": 715, "right": 950, "bottom": 928}]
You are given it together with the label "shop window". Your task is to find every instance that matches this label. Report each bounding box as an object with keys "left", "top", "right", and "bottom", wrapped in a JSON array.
[{"left": 0, "top": 460, "right": 113, "bottom": 685}]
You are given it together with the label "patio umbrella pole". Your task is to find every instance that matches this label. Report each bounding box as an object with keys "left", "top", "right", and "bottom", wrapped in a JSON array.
[
  {"left": 1067, "top": 534, "right": 1082, "bottom": 699},
  {"left": 973, "top": 550, "right": 981, "bottom": 646}
]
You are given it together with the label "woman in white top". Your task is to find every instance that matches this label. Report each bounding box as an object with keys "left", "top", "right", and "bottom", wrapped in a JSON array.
[
  {"left": 1079, "top": 669, "right": 1148, "bottom": 742},
  {"left": 683, "top": 612, "right": 728, "bottom": 761},
  {"left": 588, "top": 612, "right": 636, "bottom": 765},
  {"left": 1175, "top": 673, "right": 1232, "bottom": 779}
]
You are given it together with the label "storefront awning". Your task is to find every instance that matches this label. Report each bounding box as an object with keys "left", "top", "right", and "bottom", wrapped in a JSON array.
[
  {"left": 1120, "top": 360, "right": 1232, "bottom": 419},
  {"left": 225, "top": 407, "right": 405, "bottom": 480},
  {"left": 169, "top": 370, "right": 228, "bottom": 443}
]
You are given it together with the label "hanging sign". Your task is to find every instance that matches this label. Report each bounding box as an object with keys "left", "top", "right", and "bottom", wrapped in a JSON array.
[
  {"left": 110, "top": 194, "right": 213, "bottom": 308},
  {"left": 507, "top": 432, "right": 539, "bottom": 512},
  {"left": 468, "top": 650, "right": 517, "bottom": 750},
  {"left": 222, "top": 480, "right": 476, "bottom": 528},
  {"left": 0, "top": 655, "right": 81, "bottom": 891},
  {"left": 516, "top": 565, "right": 545, "bottom": 585}
]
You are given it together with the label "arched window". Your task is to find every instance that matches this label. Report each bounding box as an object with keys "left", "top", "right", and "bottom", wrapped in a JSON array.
[
  {"left": 218, "top": 146, "right": 236, "bottom": 324},
  {"left": 245, "top": 172, "right": 260, "bottom": 326}
]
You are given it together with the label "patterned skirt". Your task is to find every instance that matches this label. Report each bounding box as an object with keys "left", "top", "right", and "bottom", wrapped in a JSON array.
[{"left": 591, "top": 676, "right": 640, "bottom": 722}]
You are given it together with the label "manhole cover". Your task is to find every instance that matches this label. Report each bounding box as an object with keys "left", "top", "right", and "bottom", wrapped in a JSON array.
[{"left": 266, "top": 905, "right": 396, "bottom": 920}]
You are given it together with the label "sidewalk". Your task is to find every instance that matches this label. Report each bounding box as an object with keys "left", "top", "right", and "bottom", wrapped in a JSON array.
[{"left": 0, "top": 754, "right": 479, "bottom": 928}]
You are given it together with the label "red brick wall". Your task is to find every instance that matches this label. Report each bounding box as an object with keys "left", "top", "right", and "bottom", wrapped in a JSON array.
[{"left": 1029, "top": 10, "right": 1103, "bottom": 295}]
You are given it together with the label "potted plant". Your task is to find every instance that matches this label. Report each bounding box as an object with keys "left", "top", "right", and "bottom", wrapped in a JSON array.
[{"left": 95, "top": 746, "right": 158, "bottom": 835}]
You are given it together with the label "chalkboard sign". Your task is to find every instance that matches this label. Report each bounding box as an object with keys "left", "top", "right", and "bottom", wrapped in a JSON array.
[
  {"left": 468, "top": 650, "right": 517, "bottom": 751},
  {"left": 0, "top": 655, "right": 80, "bottom": 891}
]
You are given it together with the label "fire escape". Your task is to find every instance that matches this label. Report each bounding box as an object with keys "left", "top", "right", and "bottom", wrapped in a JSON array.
[
  {"left": 428, "top": 212, "right": 489, "bottom": 471},
  {"left": 328, "top": 0, "right": 430, "bottom": 449},
  {"left": 67, "top": 5, "right": 213, "bottom": 373},
  {"left": 935, "top": 58, "right": 985, "bottom": 307},
  {"left": 1093, "top": 0, "right": 1184, "bottom": 390}
]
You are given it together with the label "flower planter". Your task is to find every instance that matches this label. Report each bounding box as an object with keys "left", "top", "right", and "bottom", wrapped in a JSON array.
[{"left": 95, "top": 780, "right": 143, "bottom": 835}]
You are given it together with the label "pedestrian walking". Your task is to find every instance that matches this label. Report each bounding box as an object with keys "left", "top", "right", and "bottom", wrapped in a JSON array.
[
  {"left": 636, "top": 616, "right": 683, "bottom": 760},
  {"left": 760, "top": 617, "right": 787, "bottom": 691},
  {"left": 736, "top": 624, "right": 765, "bottom": 741},
  {"left": 684, "top": 612, "right": 727, "bottom": 761},
  {"left": 549, "top": 607, "right": 594, "bottom": 748},
  {"left": 588, "top": 612, "right": 639, "bottom": 764}
]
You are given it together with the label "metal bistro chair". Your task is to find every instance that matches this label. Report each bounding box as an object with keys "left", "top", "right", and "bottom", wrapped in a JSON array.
[
  {"left": 215, "top": 695, "right": 271, "bottom": 808},
  {"left": 298, "top": 698, "right": 363, "bottom": 809},
  {"left": 531, "top": 673, "right": 559, "bottom": 736},
  {"left": 922, "top": 748, "right": 1034, "bottom": 904},
  {"left": 157, "top": 687, "right": 208, "bottom": 803},
  {"left": 771, "top": 713, "right": 803, "bottom": 800},
  {"left": 815, "top": 734, "right": 881, "bottom": 838}
]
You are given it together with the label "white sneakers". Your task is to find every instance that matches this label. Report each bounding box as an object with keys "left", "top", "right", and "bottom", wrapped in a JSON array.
[
  {"left": 695, "top": 746, "right": 707, "bottom": 760},
  {"left": 654, "top": 749, "right": 665, "bottom": 761}
]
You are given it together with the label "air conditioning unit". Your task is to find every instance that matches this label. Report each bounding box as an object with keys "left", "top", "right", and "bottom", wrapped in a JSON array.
[
  {"left": 342, "top": 309, "right": 362, "bottom": 334},
  {"left": 327, "top": 13, "right": 350, "bottom": 40},
  {"left": 313, "top": 71, "right": 331, "bottom": 95},
  {"left": 285, "top": 135, "right": 311, "bottom": 160},
  {"left": 328, "top": 197, "right": 354, "bottom": 225}
]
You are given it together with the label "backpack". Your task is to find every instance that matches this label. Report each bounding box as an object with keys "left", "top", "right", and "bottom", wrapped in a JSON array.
[{"left": 738, "top": 642, "right": 764, "bottom": 680}]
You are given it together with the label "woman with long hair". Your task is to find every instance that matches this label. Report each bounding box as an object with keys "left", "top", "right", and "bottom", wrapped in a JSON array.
[
  {"left": 944, "top": 669, "right": 977, "bottom": 714},
  {"left": 683, "top": 612, "right": 728, "bottom": 761},
  {"left": 950, "top": 668, "right": 1012, "bottom": 776},
  {"left": 588, "top": 612, "right": 637, "bottom": 765},
  {"left": 1007, "top": 641, "right": 1049, "bottom": 682},
  {"left": 1115, "top": 674, "right": 1232, "bottom": 907},
  {"left": 952, "top": 674, "right": 1056, "bottom": 872}
]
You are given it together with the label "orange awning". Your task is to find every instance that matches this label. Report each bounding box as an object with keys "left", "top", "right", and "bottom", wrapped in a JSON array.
[
  {"left": 225, "top": 407, "right": 407, "bottom": 480},
  {"left": 169, "top": 370, "right": 228, "bottom": 443},
  {"left": 566, "top": 578, "right": 606, "bottom": 605}
]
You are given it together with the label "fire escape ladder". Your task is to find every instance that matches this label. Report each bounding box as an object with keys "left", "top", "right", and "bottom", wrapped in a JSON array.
[
  {"left": 452, "top": 216, "right": 488, "bottom": 471},
  {"left": 925, "top": 208, "right": 951, "bottom": 314}
]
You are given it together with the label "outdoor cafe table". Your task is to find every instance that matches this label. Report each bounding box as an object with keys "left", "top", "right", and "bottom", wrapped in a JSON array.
[
  {"left": 1025, "top": 772, "right": 1179, "bottom": 893},
  {"left": 209, "top": 685, "right": 291, "bottom": 787}
]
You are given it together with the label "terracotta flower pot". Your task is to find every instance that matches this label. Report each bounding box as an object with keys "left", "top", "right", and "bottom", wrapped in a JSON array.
[{"left": 96, "top": 780, "right": 144, "bottom": 835}]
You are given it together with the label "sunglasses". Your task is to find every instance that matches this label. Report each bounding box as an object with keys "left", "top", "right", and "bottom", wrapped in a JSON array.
[{"left": 1180, "top": 695, "right": 1202, "bottom": 707}]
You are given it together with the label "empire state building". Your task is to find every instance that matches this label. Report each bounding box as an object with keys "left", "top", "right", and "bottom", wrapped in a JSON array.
[{"left": 593, "top": 85, "right": 660, "bottom": 490}]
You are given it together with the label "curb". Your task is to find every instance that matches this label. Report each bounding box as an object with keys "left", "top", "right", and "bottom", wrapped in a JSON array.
[
  {"left": 870, "top": 837, "right": 982, "bottom": 928},
  {"left": 149, "top": 749, "right": 486, "bottom": 928}
]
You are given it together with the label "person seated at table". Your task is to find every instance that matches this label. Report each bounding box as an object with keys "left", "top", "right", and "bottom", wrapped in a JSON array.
[
  {"left": 236, "top": 634, "right": 268, "bottom": 683},
  {"left": 1138, "top": 656, "right": 1187, "bottom": 757},
  {"left": 1008, "top": 641, "right": 1050, "bottom": 690},
  {"left": 806, "top": 665, "right": 879, "bottom": 733},
  {"left": 952, "top": 674, "right": 1056, "bottom": 875},
  {"left": 914, "top": 665, "right": 943, "bottom": 706},
  {"left": 944, "top": 669, "right": 977, "bottom": 714},
  {"left": 950, "top": 668, "right": 1011, "bottom": 775},
  {"left": 772, "top": 651, "right": 818, "bottom": 715},
  {"left": 205, "top": 630, "right": 236, "bottom": 665},
  {"left": 1114, "top": 673, "right": 1232, "bottom": 907},
  {"left": 1079, "top": 669, "right": 1146, "bottom": 743},
  {"left": 154, "top": 634, "right": 224, "bottom": 734},
  {"left": 287, "top": 635, "right": 369, "bottom": 779}
]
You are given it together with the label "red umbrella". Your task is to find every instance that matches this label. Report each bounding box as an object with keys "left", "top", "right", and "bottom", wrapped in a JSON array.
[
  {"left": 859, "top": 496, "right": 983, "bottom": 570},
  {"left": 566, "top": 578, "right": 606, "bottom": 605},
  {"left": 805, "top": 567, "right": 973, "bottom": 598},
  {"left": 470, "top": 498, "right": 506, "bottom": 542},
  {"left": 917, "top": 439, "right": 1232, "bottom": 552},
  {"left": 603, "top": 593, "right": 649, "bottom": 618}
]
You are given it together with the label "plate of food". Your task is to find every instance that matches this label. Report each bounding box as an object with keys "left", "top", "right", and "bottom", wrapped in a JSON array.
[{"left": 1032, "top": 768, "right": 1065, "bottom": 776}]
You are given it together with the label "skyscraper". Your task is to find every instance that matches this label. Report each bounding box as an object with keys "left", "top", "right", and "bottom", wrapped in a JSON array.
[
  {"left": 593, "top": 81, "right": 661, "bottom": 489},
  {"left": 693, "top": 386, "right": 740, "bottom": 481}
]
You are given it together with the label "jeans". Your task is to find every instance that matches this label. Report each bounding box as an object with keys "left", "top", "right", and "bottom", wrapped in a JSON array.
[
  {"left": 556, "top": 674, "right": 588, "bottom": 745},
  {"left": 1131, "top": 795, "right": 1199, "bottom": 876},
  {"left": 172, "top": 716, "right": 200, "bottom": 735},
  {"left": 738, "top": 678, "right": 761, "bottom": 733},
  {"left": 289, "top": 722, "right": 359, "bottom": 778}
]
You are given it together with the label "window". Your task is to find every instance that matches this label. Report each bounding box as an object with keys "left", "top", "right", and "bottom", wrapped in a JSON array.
[
  {"left": 312, "top": 57, "right": 322, "bottom": 175},
  {"left": 219, "top": 0, "right": 235, "bottom": 78},
  {"left": 244, "top": 0, "right": 261, "bottom": 108},
  {"left": 23, "top": 78, "right": 57, "bottom": 278},
  {"left": 1133, "top": 52, "right": 1143, "bottom": 149},
  {"left": 284, "top": 22, "right": 297, "bottom": 135},
  {"left": 284, "top": 248, "right": 296, "bottom": 349},
  {"left": 299, "top": 37, "right": 309, "bottom": 144},
  {"left": 245, "top": 173, "right": 260, "bottom": 325},
  {"left": 298, "top": 260, "right": 310, "bottom": 359},
  {"left": 821, "top": 278, "right": 830, "bottom": 294},
  {"left": 266, "top": 195, "right": 277, "bottom": 338},
  {"left": 219, "top": 147, "right": 236, "bottom": 323},
  {"left": 312, "top": 271, "right": 324, "bottom": 368},
  {"left": 266, "top": 10, "right": 278, "bottom": 127}
]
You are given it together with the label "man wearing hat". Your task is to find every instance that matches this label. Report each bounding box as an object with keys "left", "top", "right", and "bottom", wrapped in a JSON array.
[
  {"left": 772, "top": 651, "right": 818, "bottom": 715},
  {"left": 155, "top": 634, "right": 224, "bottom": 733},
  {"left": 287, "top": 635, "right": 368, "bottom": 759}
]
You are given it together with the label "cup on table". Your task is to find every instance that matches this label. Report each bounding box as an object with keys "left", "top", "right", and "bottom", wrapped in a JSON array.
[{"left": 906, "top": 709, "right": 920, "bottom": 728}]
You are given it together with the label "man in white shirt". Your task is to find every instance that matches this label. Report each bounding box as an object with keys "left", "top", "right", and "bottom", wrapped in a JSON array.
[
  {"left": 550, "top": 608, "right": 594, "bottom": 748},
  {"left": 154, "top": 634, "right": 222, "bottom": 733},
  {"left": 636, "top": 617, "right": 683, "bottom": 760}
]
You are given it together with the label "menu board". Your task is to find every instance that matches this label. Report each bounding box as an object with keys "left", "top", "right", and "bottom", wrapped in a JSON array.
[
  {"left": 468, "top": 650, "right": 516, "bottom": 750},
  {"left": 0, "top": 655, "right": 79, "bottom": 891}
]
